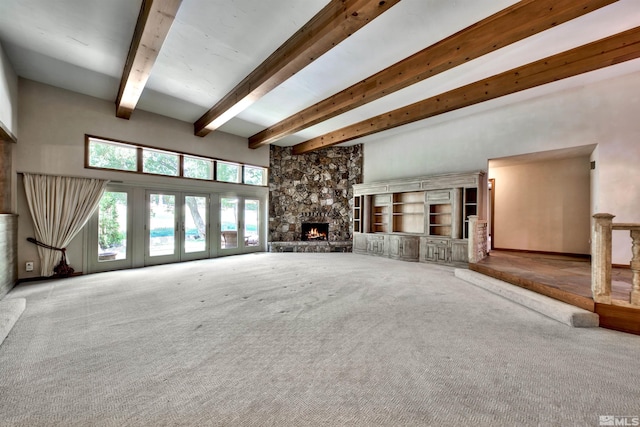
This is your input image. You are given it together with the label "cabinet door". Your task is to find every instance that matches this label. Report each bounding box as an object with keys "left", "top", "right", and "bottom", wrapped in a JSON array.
[
  {"left": 353, "top": 233, "right": 367, "bottom": 253},
  {"left": 435, "top": 242, "right": 450, "bottom": 263},
  {"left": 388, "top": 235, "right": 401, "bottom": 258},
  {"left": 366, "top": 234, "right": 386, "bottom": 256},
  {"left": 400, "top": 236, "right": 420, "bottom": 261},
  {"left": 389, "top": 235, "right": 419, "bottom": 261},
  {"left": 424, "top": 242, "right": 439, "bottom": 262},
  {"left": 451, "top": 240, "right": 469, "bottom": 263},
  {"left": 420, "top": 237, "right": 451, "bottom": 263}
]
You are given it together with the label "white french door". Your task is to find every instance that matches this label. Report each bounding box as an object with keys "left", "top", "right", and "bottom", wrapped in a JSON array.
[
  {"left": 220, "top": 197, "right": 261, "bottom": 254},
  {"left": 145, "top": 191, "right": 211, "bottom": 266},
  {"left": 87, "top": 187, "right": 265, "bottom": 273},
  {"left": 182, "top": 194, "right": 210, "bottom": 261},
  {"left": 87, "top": 186, "right": 133, "bottom": 273}
]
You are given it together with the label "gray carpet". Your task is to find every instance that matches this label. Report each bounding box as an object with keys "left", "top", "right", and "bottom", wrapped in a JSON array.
[
  {"left": 0, "top": 253, "right": 638, "bottom": 426},
  {"left": 0, "top": 298, "right": 26, "bottom": 346}
]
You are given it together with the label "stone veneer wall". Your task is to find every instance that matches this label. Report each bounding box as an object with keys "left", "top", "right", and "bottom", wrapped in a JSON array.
[
  {"left": 0, "top": 140, "right": 17, "bottom": 298},
  {"left": 269, "top": 145, "right": 363, "bottom": 242},
  {"left": 0, "top": 214, "right": 18, "bottom": 299}
]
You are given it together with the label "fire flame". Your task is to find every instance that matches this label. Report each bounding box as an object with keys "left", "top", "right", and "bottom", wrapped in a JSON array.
[{"left": 307, "top": 227, "right": 327, "bottom": 240}]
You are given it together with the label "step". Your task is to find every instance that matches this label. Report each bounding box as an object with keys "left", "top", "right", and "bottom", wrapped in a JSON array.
[{"left": 455, "top": 269, "right": 599, "bottom": 328}]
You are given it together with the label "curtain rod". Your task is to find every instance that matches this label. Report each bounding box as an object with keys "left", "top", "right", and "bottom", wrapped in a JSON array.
[{"left": 17, "top": 171, "right": 111, "bottom": 182}]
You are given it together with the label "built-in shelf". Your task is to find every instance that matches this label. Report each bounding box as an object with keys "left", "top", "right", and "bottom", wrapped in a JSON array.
[
  {"left": 353, "top": 171, "right": 486, "bottom": 266},
  {"left": 353, "top": 196, "right": 362, "bottom": 233},
  {"left": 391, "top": 191, "right": 425, "bottom": 233},
  {"left": 463, "top": 187, "right": 478, "bottom": 239}
]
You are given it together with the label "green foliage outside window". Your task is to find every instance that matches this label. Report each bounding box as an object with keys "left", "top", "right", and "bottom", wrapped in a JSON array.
[
  {"left": 244, "top": 166, "right": 265, "bottom": 185},
  {"left": 89, "top": 141, "right": 137, "bottom": 171},
  {"left": 98, "top": 192, "right": 126, "bottom": 250},
  {"left": 87, "top": 137, "right": 266, "bottom": 185},
  {"left": 184, "top": 156, "right": 213, "bottom": 180},
  {"left": 217, "top": 162, "right": 241, "bottom": 183},
  {"left": 143, "top": 150, "right": 179, "bottom": 176}
]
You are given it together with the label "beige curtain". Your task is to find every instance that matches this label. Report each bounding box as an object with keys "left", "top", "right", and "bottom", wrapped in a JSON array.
[{"left": 23, "top": 173, "right": 108, "bottom": 276}]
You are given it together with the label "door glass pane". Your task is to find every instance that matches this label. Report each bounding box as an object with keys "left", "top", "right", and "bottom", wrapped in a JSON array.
[
  {"left": 245, "top": 200, "right": 259, "bottom": 247},
  {"left": 149, "top": 193, "right": 176, "bottom": 256},
  {"left": 98, "top": 191, "right": 128, "bottom": 262},
  {"left": 221, "top": 197, "right": 238, "bottom": 249},
  {"left": 185, "top": 196, "right": 207, "bottom": 253}
]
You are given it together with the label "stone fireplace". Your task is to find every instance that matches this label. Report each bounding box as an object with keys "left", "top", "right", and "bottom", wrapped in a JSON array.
[{"left": 268, "top": 145, "right": 362, "bottom": 252}]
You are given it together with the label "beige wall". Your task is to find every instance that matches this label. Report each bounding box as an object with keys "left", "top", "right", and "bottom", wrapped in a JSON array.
[
  {"left": 362, "top": 69, "right": 640, "bottom": 263},
  {"left": 15, "top": 79, "right": 269, "bottom": 279},
  {"left": 489, "top": 156, "right": 591, "bottom": 254}
]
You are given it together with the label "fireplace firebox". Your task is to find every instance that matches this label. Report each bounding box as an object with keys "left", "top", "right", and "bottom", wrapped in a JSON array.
[{"left": 301, "top": 222, "right": 329, "bottom": 241}]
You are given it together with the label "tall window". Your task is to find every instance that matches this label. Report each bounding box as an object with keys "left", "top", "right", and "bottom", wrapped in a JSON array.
[
  {"left": 220, "top": 197, "right": 239, "bottom": 249},
  {"left": 245, "top": 199, "right": 260, "bottom": 247},
  {"left": 97, "top": 191, "right": 128, "bottom": 261}
]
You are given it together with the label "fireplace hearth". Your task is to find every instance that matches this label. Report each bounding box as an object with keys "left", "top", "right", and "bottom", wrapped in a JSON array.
[{"left": 301, "top": 222, "right": 329, "bottom": 241}]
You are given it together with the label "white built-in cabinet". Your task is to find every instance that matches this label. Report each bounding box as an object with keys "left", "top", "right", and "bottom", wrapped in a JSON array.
[{"left": 353, "top": 171, "right": 486, "bottom": 265}]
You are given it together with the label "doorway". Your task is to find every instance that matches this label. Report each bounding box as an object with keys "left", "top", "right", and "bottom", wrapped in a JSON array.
[{"left": 488, "top": 146, "right": 593, "bottom": 255}]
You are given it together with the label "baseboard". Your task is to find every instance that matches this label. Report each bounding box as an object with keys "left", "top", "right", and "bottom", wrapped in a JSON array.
[
  {"left": 17, "top": 271, "right": 83, "bottom": 284},
  {"left": 491, "top": 248, "right": 590, "bottom": 259},
  {"left": 612, "top": 264, "right": 630, "bottom": 269}
]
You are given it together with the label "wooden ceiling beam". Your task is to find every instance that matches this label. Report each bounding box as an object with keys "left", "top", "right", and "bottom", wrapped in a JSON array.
[
  {"left": 250, "top": 0, "right": 618, "bottom": 148},
  {"left": 292, "top": 26, "right": 640, "bottom": 154},
  {"left": 116, "top": 0, "right": 182, "bottom": 119},
  {"left": 193, "top": 0, "right": 401, "bottom": 137}
]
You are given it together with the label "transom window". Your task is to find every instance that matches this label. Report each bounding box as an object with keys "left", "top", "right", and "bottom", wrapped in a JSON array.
[
  {"left": 143, "top": 148, "right": 179, "bottom": 176},
  {"left": 86, "top": 135, "right": 267, "bottom": 186},
  {"left": 217, "top": 161, "right": 241, "bottom": 183}
]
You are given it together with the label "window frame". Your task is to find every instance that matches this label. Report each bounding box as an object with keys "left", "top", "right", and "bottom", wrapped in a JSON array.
[{"left": 85, "top": 135, "right": 268, "bottom": 186}]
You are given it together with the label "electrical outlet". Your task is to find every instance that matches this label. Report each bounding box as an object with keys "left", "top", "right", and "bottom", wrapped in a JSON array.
[{"left": 25, "top": 262, "right": 34, "bottom": 272}]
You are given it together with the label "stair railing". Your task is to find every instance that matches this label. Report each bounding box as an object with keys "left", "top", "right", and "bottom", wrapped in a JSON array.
[{"left": 592, "top": 213, "right": 640, "bottom": 305}]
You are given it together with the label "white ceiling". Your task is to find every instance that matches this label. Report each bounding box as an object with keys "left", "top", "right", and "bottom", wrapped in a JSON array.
[{"left": 1, "top": 0, "right": 640, "bottom": 148}]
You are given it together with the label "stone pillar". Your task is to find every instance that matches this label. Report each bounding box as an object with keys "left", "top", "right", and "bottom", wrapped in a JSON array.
[
  {"left": 592, "top": 213, "right": 615, "bottom": 304},
  {"left": 630, "top": 229, "right": 640, "bottom": 305},
  {"left": 468, "top": 216, "right": 487, "bottom": 264}
]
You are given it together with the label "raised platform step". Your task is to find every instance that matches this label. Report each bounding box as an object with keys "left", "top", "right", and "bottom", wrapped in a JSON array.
[
  {"left": 455, "top": 269, "right": 599, "bottom": 328},
  {"left": 469, "top": 261, "right": 594, "bottom": 311},
  {"left": 595, "top": 303, "right": 640, "bottom": 335}
]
